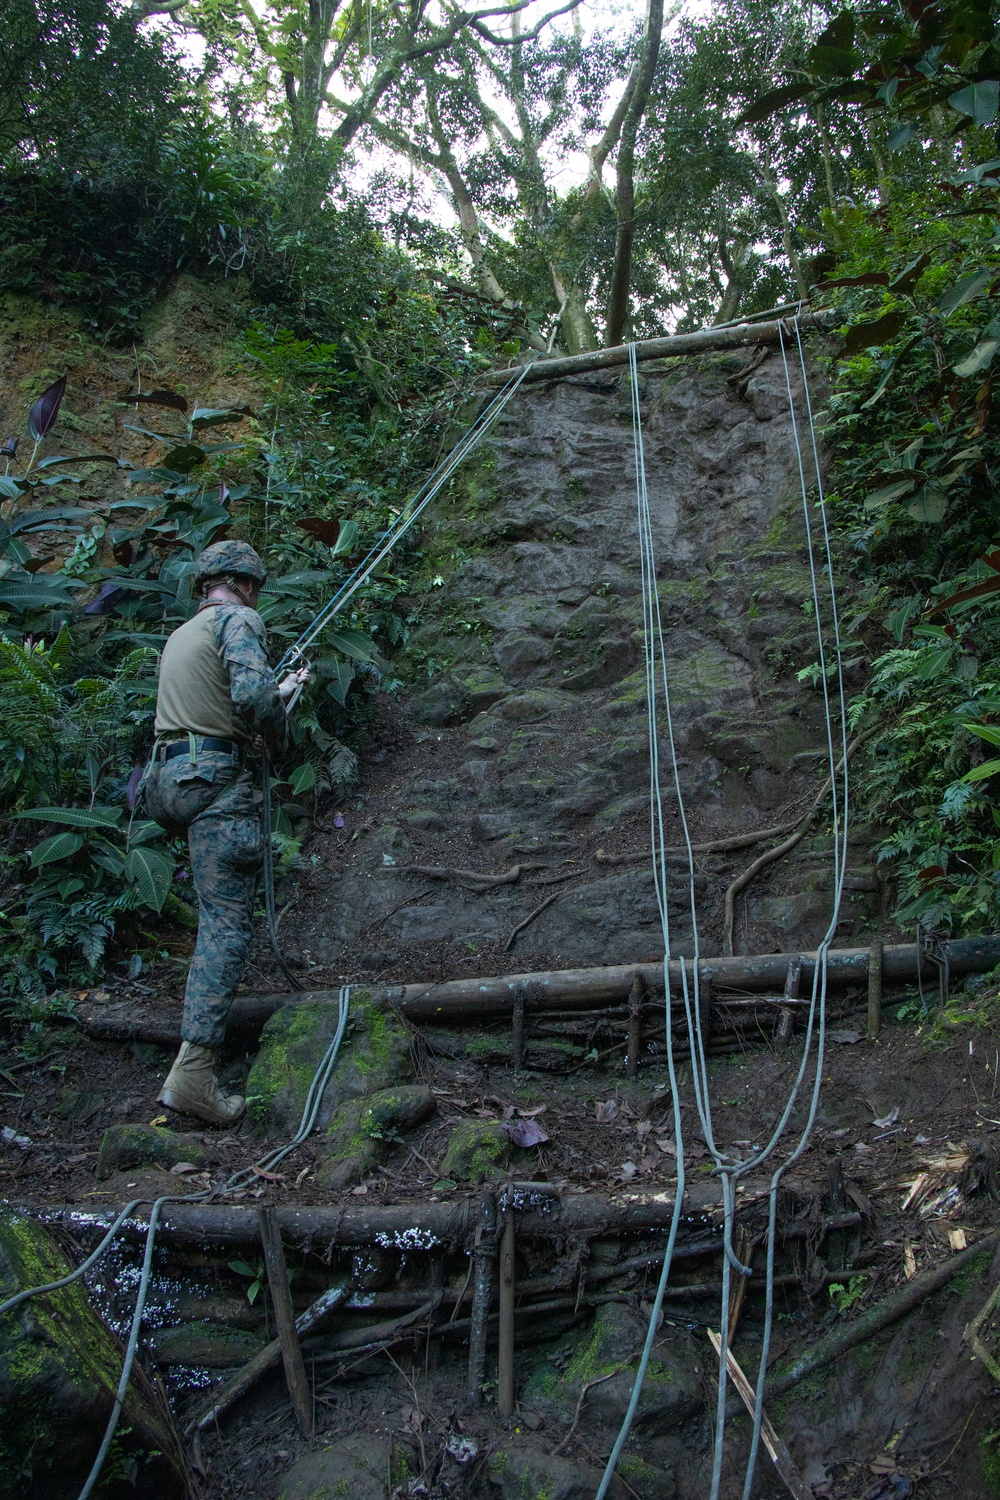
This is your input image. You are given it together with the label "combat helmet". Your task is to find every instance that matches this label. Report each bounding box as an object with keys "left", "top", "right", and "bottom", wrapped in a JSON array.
[{"left": 194, "top": 540, "right": 267, "bottom": 588}]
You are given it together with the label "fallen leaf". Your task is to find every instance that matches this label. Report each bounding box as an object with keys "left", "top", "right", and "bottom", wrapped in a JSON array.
[
  {"left": 828, "top": 1028, "right": 862, "bottom": 1044},
  {"left": 914, "top": 1133, "right": 931, "bottom": 1145},
  {"left": 873, "top": 1106, "right": 900, "bottom": 1129},
  {"left": 251, "top": 1165, "right": 286, "bottom": 1182},
  {"left": 617, "top": 1161, "right": 637, "bottom": 1182},
  {"left": 504, "top": 1117, "right": 550, "bottom": 1148},
  {"left": 655, "top": 1139, "right": 677, "bottom": 1156},
  {"left": 950, "top": 1227, "right": 968, "bottom": 1251},
  {"left": 170, "top": 1161, "right": 200, "bottom": 1175},
  {"left": 638, "top": 1149, "right": 662, "bottom": 1173},
  {"left": 596, "top": 1099, "right": 620, "bottom": 1124},
  {"left": 149, "top": 1115, "right": 168, "bottom": 1128},
  {"left": 520, "top": 1105, "right": 547, "bottom": 1117},
  {"left": 352, "top": 1183, "right": 369, "bottom": 1195},
  {"left": 636, "top": 1120, "right": 652, "bottom": 1140}
]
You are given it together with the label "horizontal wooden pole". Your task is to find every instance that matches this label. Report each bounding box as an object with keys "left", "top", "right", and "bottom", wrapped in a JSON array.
[
  {"left": 235, "top": 935, "right": 1000, "bottom": 1025},
  {"left": 478, "top": 311, "right": 835, "bottom": 386},
  {"left": 51, "top": 1191, "right": 702, "bottom": 1250}
]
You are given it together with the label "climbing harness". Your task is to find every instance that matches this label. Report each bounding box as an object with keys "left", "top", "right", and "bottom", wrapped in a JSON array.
[
  {"left": 1, "top": 984, "right": 353, "bottom": 1500},
  {"left": 597, "top": 319, "right": 850, "bottom": 1500}
]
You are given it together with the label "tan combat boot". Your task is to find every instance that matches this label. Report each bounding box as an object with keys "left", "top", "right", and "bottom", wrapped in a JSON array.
[{"left": 158, "top": 1042, "right": 245, "bottom": 1126}]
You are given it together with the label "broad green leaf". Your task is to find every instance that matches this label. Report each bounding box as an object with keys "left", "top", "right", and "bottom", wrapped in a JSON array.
[
  {"left": 865, "top": 479, "right": 915, "bottom": 510},
  {"left": 964, "top": 722, "right": 1000, "bottom": 748},
  {"left": 905, "top": 486, "right": 947, "bottom": 523},
  {"left": 736, "top": 82, "right": 810, "bottom": 125},
  {"left": 0, "top": 476, "right": 21, "bottom": 499},
  {"left": 190, "top": 406, "right": 254, "bottom": 428},
  {"left": 9, "top": 507, "right": 91, "bottom": 532},
  {"left": 0, "top": 583, "right": 79, "bottom": 608},
  {"left": 161, "top": 445, "right": 209, "bottom": 473},
  {"left": 36, "top": 454, "right": 119, "bottom": 469},
  {"left": 926, "top": 575, "right": 1000, "bottom": 615},
  {"left": 90, "top": 849, "right": 125, "bottom": 877},
  {"left": 938, "top": 269, "right": 992, "bottom": 318},
  {"left": 14, "top": 805, "right": 123, "bottom": 829},
  {"left": 887, "top": 123, "right": 917, "bottom": 151},
  {"left": 322, "top": 629, "right": 384, "bottom": 665},
  {"left": 289, "top": 762, "right": 317, "bottom": 795},
  {"left": 954, "top": 338, "right": 1000, "bottom": 378},
  {"left": 963, "top": 757, "right": 1000, "bottom": 783},
  {"left": 913, "top": 646, "right": 953, "bottom": 679},
  {"left": 948, "top": 80, "right": 999, "bottom": 126},
  {"left": 332, "top": 519, "right": 359, "bottom": 557},
  {"left": 325, "top": 658, "right": 355, "bottom": 706},
  {"left": 842, "top": 311, "right": 907, "bottom": 355},
  {"left": 807, "top": 44, "right": 861, "bottom": 77},
  {"left": 30, "top": 831, "right": 84, "bottom": 868},
  {"left": 125, "top": 846, "right": 175, "bottom": 912}
]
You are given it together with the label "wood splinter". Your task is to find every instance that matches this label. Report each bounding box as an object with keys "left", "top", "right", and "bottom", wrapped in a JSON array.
[{"left": 708, "top": 1330, "right": 812, "bottom": 1500}]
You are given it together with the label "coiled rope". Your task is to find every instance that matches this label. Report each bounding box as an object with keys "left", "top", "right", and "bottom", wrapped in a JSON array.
[
  {"left": 597, "top": 320, "right": 850, "bottom": 1499},
  {"left": 1, "top": 984, "right": 353, "bottom": 1500}
]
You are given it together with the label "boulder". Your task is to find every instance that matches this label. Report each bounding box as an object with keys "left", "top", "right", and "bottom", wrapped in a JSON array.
[
  {"left": 0, "top": 1207, "right": 180, "bottom": 1498},
  {"left": 522, "top": 1305, "right": 701, "bottom": 1437},
  {"left": 246, "top": 993, "right": 411, "bottom": 1132},
  {"left": 439, "top": 1120, "right": 509, "bottom": 1182},
  {"left": 277, "top": 1434, "right": 400, "bottom": 1500},
  {"left": 488, "top": 1439, "right": 608, "bottom": 1500},
  {"left": 317, "top": 1085, "right": 436, "bottom": 1189},
  {"left": 96, "top": 1123, "right": 217, "bottom": 1180}
]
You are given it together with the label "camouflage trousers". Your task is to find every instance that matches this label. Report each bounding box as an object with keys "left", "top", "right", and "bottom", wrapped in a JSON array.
[{"left": 142, "top": 745, "right": 262, "bottom": 1049}]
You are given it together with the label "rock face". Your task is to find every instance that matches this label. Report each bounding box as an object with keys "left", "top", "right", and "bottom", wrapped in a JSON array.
[
  {"left": 0, "top": 1207, "right": 178, "bottom": 1499},
  {"left": 293, "top": 352, "right": 877, "bottom": 976}
]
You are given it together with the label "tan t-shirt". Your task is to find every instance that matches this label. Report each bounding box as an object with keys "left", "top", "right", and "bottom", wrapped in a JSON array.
[{"left": 154, "top": 608, "right": 245, "bottom": 741}]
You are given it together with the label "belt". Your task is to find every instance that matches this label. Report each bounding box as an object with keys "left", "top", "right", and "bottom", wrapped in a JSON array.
[{"left": 158, "top": 736, "right": 243, "bottom": 762}]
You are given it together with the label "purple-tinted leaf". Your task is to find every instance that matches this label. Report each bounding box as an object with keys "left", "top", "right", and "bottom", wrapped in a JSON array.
[
  {"left": 218, "top": 483, "right": 230, "bottom": 507},
  {"left": 1, "top": 437, "right": 17, "bottom": 459},
  {"left": 27, "top": 378, "right": 67, "bottom": 442},
  {"left": 333, "top": 813, "right": 345, "bottom": 829},
  {"left": 126, "top": 763, "right": 145, "bottom": 811},
  {"left": 84, "top": 580, "right": 126, "bottom": 615},
  {"left": 504, "top": 1117, "right": 549, "bottom": 1148},
  {"left": 119, "top": 389, "right": 189, "bottom": 412}
]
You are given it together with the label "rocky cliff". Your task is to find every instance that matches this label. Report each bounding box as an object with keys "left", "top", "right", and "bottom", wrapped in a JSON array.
[{"left": 290, "top": 346, "right": 877, "bottom": 985}]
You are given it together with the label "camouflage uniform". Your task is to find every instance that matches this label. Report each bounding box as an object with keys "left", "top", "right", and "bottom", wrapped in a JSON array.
[{"left": 143, "top": 603, "right": 288, "bottom": 1049}]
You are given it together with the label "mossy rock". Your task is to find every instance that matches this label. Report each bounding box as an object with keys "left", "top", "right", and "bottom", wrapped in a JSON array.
[
  {"left": 440, "top": 1120, "right": 509, "bottom": 1182},
  {"left": 246, "top": 993, "right": 411, "bottom": 1131},
  {"left": 96, "top": 1122, "right": 217, "bottom": 1180},
  {"left": 149, "top": 1322, "right": 268, "bottom": 1369},
  {"left": 277, "top": 1433, "right": 397, "bottom": 1500},
  {"left": 0, "top": 1207, "right": 178, "bottom": 1498},
  {"left": 487, "top": 1439, "right": 607, "bottom": 1500},
  {"left": 521, "top": 1305, "right": 700, "bottom": 1436},
  {"left": 318, "top": 1085, "right": 436, "bottom": 1189}
]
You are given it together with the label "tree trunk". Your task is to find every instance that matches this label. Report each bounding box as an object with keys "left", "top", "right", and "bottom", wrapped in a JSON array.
[
  {"left": 604, "top": 0, "right": 665, "bottom": 347},
  {"left": 550, "top": 265, "right": 599, "bottom": 354}
]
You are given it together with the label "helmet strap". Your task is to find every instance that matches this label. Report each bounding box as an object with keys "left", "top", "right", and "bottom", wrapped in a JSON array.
[{"left": 224, "top": 574, "right": 256, "bottom": 608}]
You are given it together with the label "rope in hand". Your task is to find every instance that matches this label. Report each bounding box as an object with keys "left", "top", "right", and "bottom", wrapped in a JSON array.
[
  {"left": 1, "top": 985, "right": 353, "bottom": 1500},
  {"left": 596, "top": 322, "right": 850, "bottom": 1500}
]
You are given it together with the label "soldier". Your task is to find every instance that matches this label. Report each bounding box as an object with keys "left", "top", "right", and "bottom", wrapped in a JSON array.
[{"left": 142, "top": 540, "right": 310, "bottom": 1125}]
